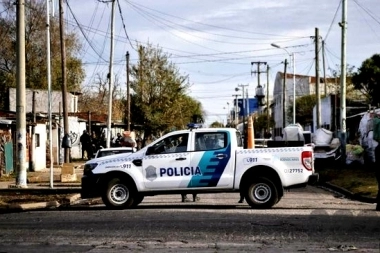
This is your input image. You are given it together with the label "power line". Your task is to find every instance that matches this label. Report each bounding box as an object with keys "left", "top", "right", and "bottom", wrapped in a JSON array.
[
  {"left": 116, "top": 0, "right": 136, "bottom": 50},
  {"left": 352, "top": 0, "right": 380, "bottom": 26},
  {"left": 124, "top": 0, "right": 306, "bottom": 39},
  {"left": 66, "top": 1, "right": 108, "bottom": 62},
  {"left": 324, "top": 0, "right": 342, "bottom": 41}
]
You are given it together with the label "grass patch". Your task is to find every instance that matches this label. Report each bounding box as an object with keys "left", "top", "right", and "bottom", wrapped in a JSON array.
[{"left": 316, "top": 160, "right": 378, "bottom": 198}]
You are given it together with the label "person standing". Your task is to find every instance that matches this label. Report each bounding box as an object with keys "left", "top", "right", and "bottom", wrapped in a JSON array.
[
  {"left": 181, "top": 193, "right": 199, "bottom": 202},
  {"left": 375, "top": 143, "right": 380, "bottom": 211},
  {"left": 80, "top": 130, "right": 92, "bottom": 160},
  {"left": 373, "top": 115, "right": 380, "bottom": 211}
]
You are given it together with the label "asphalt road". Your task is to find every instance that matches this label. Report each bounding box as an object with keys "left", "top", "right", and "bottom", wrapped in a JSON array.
[{"left": 0, "top": 186, "right": 379, "bottom": 253}]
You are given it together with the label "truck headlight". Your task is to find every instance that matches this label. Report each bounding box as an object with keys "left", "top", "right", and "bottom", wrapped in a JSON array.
[{"left": 83, "top": 163, "right": 98, "bottom": 175}]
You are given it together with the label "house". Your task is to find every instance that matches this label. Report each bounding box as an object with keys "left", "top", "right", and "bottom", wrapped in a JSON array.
[
  {"left": 272, "top": 72, "right": 338, "bottom": 137},
  {"left": 0, "top": 87, "right": 129, "bottom": 173}
]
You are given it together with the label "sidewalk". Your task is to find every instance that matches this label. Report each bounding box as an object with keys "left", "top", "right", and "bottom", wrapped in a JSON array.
[
  {"left": 0, "top": 162, "right": 84, "bottom": 197},
  {"left": 0, "top": 162, "right": 87, "bottom": 212}
]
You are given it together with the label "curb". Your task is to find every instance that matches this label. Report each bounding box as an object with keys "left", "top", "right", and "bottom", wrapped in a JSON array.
[
  {"left": 0, "top": 201, "right": 60, "bottom": 212},
  {"left": 318, "top": 182, "right": 377, "bottom": 204},
  {"left": 0, "top": 193, "right": 82, "bottom": 213}
]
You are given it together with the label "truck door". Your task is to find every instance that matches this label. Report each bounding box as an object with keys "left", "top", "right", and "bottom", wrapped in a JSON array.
[
  {"left": 189, "top": 131, "right": 234, "bottom": 188},
  {"left": 142, "top": 133, "right": 191, "bottom": 189}
]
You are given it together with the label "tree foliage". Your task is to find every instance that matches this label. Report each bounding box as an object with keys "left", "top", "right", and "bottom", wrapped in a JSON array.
[
  {"left": 352, "top": 54, "right": 380, "bottom": 106},
  {"left": 253, "top": 114, "right": 275, "bottom": 133},
  {"left": 210, "top": 121, "right": 224, "bottom": 128},
  {"left": 329, "top": 64, "right": 362, "bottom": 101},
  {"left": 79, "top": 73, "right": 124, "bottom": 120},
  {"left": 0, "top": 0, "right": 85, "bottom": 109},
  {"left": 288, "top": 95, "right": 317, "bottom": 126},
  {"left": 130, "top": 43, "right": 204, "bottom": 136}
]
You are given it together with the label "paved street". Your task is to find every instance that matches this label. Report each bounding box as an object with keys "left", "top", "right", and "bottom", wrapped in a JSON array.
[{"left": 0, "top": 186, "right": 379, "bottom": 252}]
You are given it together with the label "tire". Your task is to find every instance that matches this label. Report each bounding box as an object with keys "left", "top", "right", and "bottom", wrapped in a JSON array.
[
  {"left": 102, "top": 178, "right": 135, "bottom": 209},
  {"left": 131, "top": 194, "right": 144, "bottom": 208},
  {"left": 245, "top": 177, "right": 278, "bottom": 209}
]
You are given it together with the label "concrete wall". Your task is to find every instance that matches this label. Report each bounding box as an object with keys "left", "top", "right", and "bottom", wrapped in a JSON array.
[{"left": 9, "top": 88, "right": 78, "bottom": 113}]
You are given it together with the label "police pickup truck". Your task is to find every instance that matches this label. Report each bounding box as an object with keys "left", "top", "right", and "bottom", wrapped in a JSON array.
[{"left": 81, "top": 125, "right": 318, "bottom": 209}]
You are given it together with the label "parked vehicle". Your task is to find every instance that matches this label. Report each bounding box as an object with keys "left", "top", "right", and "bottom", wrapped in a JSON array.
[
  {"left": 94, "top": 147, "right": 136, "bottom": 159},
  {"left": 81, "top": 124, "right": 318, "bottom": 209}
]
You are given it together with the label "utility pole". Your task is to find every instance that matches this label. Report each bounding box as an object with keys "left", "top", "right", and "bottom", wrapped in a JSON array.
[
  {"left": 106, "top": 0, "right": 116, "bottom": 148},
  {"left": 266, "top": 65, "right": 270, "bottom": 133},
  {"left": 340, "top": 0, "right": 347, "bottom": 164},
  {"left": 237, "top": 84, "right": 249, "bottom": 148},
  {"left": 322, "top": 40, "right": 327, "bottom": 95},
  {"left": 126, "top": 51, "right": 131, "bottom": 131},
  {"left": 282, "top": 59, "right": 288, "bottom": 129},
  {"left": 46, "top": 0, "right": 53, "bottom": 188},
  {"left": 315, "top": 27, "right": 322, "bottom": 129},
  {"left": 59, "top": 0, "right": 69, "bottom": 163},
  {"left": 232, "top": 94, "right": 241, "bottom": 127},
  {"left": 251, "top": 62, "right": 267, "bottom": 90},
  {"left": 251, "top": 61, "right": 267, "bottom": 113},
  {"left": 30, "top": 91, "right": 36, "bottom": 172},
  {"left": 15, "top": 0, "right": 27, "bottom": 188}
]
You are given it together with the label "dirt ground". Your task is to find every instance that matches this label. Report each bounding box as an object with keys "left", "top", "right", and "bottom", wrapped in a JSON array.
[{"left": 0, "top": 193, "right": 77, "bottom": 206}]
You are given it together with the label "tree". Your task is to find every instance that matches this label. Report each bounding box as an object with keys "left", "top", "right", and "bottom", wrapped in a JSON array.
[
  {"left": 210, "top": 121, "right": 224, "bottom": 128},
  {"left": 0, "top": 0, "right": 85, "bottom": 109},
  {"left": 329, "top": 64, "right": 362, "bottom": 101},
  {"left": 253, "top": 114, "right": 275, "bottom": 134},
  {"left": 79, "top": 73, "right": 124, "bottom": 120},
  {"left": 130, "top": 43, "right": 204, "bottom": 138},
  {"left": 288, "top": 95, "right": 317, "bottom": 127},
  {"left": 352, "top": 54, "right": 380, "bottom": 106}
]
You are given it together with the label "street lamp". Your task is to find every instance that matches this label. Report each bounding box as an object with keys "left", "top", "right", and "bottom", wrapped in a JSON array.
[{"left": 271, "top": 43, "right": 296, "bottom": 125}]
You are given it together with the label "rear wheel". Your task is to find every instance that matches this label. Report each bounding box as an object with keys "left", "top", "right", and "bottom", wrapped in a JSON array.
[
  {"left": 102, "top": 178, "right": 135, "bottom": 209},
  {"left": 245, "top": 177, "right": 278, "bottom": 209}
]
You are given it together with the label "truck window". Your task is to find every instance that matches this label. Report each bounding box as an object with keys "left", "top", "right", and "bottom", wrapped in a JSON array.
[
  {"left": 195, "top": 132, "right": 227, "bottom": 151},
  {"left": 236, "top": 131, "right": 243, "bottom": 147},
  {"left": 149, "top": 133, "right": 189, "bottom": 154}
]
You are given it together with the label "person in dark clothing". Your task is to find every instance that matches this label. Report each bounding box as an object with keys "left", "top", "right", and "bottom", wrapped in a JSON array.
[
  {"left": 375, "top": 144, "right": 380, "bottom": 211},
  {"left": 80, "top": 130, "right": 92, "bottom": 160},
  {"left": 238, "top": 192, "right": 244, "bottom": 203},
  {"left": 181, "top": 193, "right": 199, "bottom": 202}
]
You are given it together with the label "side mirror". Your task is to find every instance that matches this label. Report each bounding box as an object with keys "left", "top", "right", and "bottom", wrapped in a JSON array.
[{"left": 146, "top": 146, "right": 155, "bottom": 155}]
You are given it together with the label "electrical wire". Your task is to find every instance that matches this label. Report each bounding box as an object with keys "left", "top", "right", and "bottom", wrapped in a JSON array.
[
  {"left": 125, "top": 0, "right": 294, "bottom": 45},
  {"left": 352, "top": 0, "right": 380, "bottom": 26},
  {"left": 352, "top": 0, "right": 380, "bottom": 41},
  {"left": 66, "top": 1, "right": 108, "bottom": 62},
  {"left": 124, "top": 0, "right": 306, "bottom": 39},
  {"left": 324, "top": 0, "right": 342, "bottom": 42},
  {"left": 116, "top": 0, "right": 136, "bottom": 50},
  {"left": 126, "top": 1, "right": 226, "bottom": 53}
]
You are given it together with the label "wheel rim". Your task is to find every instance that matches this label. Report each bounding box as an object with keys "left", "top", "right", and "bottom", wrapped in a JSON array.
[
  {"left": 253, "top": 183, "right": 271, "bottom": 203},
  {"left": 110, "top": 184, "right": 129, "bottom": 205}
]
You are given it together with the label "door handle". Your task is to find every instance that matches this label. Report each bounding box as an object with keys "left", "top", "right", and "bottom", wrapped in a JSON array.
[
  {"left": 216, "top": 154, "right": 227, "bottom": 159},
  {"left": 176, "top": 157, "right": 187, "bottom": 161}
]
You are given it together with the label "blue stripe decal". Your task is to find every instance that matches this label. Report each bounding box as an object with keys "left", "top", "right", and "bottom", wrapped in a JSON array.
[{"left": 189, "top": 131, "right": 231, "bottom": 187}]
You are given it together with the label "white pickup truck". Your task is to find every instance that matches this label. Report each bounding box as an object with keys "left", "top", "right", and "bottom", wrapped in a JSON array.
[{"left": 81, "top": 126, "right": 318, "bottom": 209}]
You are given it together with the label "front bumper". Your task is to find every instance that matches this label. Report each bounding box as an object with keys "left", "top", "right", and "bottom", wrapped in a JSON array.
[
  {"left": 81, "top": 174, "right": 103, "bottom": 199},
  {"left": 308, "top": 173, "right": 319, "bottom": 185}
]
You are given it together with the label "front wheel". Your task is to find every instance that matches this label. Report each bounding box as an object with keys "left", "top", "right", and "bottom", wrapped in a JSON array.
[
  {"left": 245, "top": 177, "right": 278, "bottom": 209},
  {"left": 102, "top": 178, "right": 135, "bottom": 209}
]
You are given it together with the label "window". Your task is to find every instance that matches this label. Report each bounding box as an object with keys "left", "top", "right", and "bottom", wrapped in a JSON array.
[
  {"left": 150, "top": 133, "right": 189, "bottom": 154},
  {"left": 195, "top": 132, "right": 227, "bottom": 151},
  {"left": 35, "top": 133, "right": 40, "bottom": 147}
]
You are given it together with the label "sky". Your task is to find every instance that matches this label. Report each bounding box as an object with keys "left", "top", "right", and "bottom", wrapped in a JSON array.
[{"left": 64, "top": 0, "right": 380, "bottom": 126}]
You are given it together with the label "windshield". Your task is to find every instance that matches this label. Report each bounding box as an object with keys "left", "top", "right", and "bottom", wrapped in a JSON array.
[{"left": 97, "top": 149, "right": 133, "bottom": 158}]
